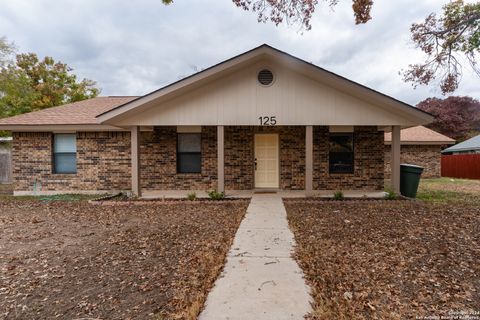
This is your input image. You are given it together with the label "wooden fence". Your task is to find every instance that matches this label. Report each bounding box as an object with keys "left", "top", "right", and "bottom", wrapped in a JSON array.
[{"left": 441, "top": 154, "right": 480, "bottom": 180}]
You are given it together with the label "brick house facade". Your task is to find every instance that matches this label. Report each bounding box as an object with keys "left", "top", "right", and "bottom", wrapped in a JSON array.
[
  {"left": 1, "top": 45, "right": 434, "bottom": 196},
  {"left": 12, "top": 125, "right": 384, "bottom": 193}
]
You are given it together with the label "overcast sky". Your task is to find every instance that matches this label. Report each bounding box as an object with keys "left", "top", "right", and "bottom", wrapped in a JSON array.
[{"left": 1, "top": 0, "right": 478, "bottom": 105}]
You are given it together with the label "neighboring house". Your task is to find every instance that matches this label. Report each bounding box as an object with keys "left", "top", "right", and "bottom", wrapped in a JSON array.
[
  {"left": 384, "top": 126, "right": 455, "bottom": 178},
  {"left": 0, "top": 137, "right": 12, "bottom": 184},
  {"left": 441, "top": 134, "right": 480, "bottom": 155},
  {"left": 0, "top": 44, "right": 433, "bottom": 196}
]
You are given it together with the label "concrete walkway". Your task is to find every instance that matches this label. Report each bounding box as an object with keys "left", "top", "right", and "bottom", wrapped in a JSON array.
[{"left": 199, "top": 194, "right": 312, "bottom": 320}]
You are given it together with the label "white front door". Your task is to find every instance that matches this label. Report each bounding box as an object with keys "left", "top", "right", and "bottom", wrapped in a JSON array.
[{"left": 254, "top": 134, "right": 279, "bottom": 188}]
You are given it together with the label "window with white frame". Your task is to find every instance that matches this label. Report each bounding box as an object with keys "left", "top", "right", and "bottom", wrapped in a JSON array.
[{"left": 53, "top": 133, "right": 77, "bottom": 174}]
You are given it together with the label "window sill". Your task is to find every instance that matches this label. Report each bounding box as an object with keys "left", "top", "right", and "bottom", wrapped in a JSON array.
[
  {"left": 176, "top": 172, "right": 202, "bottom": 175},
  {"left": 329, "top": 172, "right": 354, "bottom": 175},
  {"left": 52, "top": 172, "right": 78, "bottom": 175}
]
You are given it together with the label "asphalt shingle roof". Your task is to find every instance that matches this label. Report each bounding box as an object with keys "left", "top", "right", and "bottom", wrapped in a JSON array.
[
  {"left": 384, "top": 126, "right": 455, "bottom": 144},
  {"left": 442, "top": 134, "right": 480, "bottom": 153},
  {"left": 0, "top": 96, "right": 138, "bottom": 125}
]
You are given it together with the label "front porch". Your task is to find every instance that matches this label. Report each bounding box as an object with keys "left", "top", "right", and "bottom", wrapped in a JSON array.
[{"left": 129, "top": 125, "right": 402, "bottom": 198}]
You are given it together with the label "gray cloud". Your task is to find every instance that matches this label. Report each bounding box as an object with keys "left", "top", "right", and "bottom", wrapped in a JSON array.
[{"left": 1, "top": 0, "right": 478, "bottom": 105}]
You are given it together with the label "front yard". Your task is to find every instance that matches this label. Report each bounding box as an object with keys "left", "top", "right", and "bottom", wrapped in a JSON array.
[
  {"left": 0, "top": 198, "right": 248, "bottom": 319},
  {"left": 285, "top": 179, "right": 480, "bottom": 319}
]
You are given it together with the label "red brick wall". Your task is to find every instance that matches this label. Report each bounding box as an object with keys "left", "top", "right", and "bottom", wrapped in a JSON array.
[
  {"left": 384, "top": 144, "right": 442, "bottom": 178},
  {"left": 313, "top": 126, "right": 384, "bottom": 191},
  {"left": 12, "top": 126, "right": 385, "bottom": 192},
  {"left": 12, "top": 132, "right": 131, "bottom": 192},
  {"left": 140, "top": 126, "right": 217, "bottom": 190}
]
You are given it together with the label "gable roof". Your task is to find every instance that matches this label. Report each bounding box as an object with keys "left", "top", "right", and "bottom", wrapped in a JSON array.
[
  {"left": 0, "top": 44, "right": 434, "bottom": 130},
  {"left": 384, "top": 126, "right": 455, "bottom": 145},
  {"left": 442, "top": 134, "right": 480, "bottom": 153},
  {"left": 96, "top": 44, "right": 433, "bottom": 126}
]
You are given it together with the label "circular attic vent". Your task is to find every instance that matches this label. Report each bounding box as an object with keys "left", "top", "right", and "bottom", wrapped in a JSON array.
[{"left": 257, "top": 69, "right": 274, "bottom": 86}]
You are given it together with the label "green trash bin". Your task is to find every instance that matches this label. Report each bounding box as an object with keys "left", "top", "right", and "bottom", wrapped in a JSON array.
[{"left": 400, "top": 164, "right": 424, "bottom": 198}]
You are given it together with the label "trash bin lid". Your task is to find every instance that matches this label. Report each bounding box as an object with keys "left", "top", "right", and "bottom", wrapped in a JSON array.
[
  {"left": 400, "top": 163, "right": 424, "bottom": 169},
  {"left": 400, "top": 163, "right": 424, "bottom": 174}
]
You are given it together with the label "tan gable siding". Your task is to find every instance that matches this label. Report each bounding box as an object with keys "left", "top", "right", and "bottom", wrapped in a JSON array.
[{"left": 113, "top": 61, "right": 422, "bottom": 127}]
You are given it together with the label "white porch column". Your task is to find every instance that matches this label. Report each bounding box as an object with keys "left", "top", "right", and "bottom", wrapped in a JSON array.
[
  {"left": 305, "top": 125, "right": 313, "bottom": 196},
  {"left": 131, "top": 126, "right": 141, "bottom": 197},
  {"left": 391, "top": 125, "right": 401, "bottom": 194},
  {"left": 217, "top": 125, "right": 225, "bottom": 193}
]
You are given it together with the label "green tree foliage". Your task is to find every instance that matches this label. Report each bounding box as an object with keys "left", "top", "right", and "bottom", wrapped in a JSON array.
[{"left": 0, "top": 38, "right": 100, "bottom": 120}]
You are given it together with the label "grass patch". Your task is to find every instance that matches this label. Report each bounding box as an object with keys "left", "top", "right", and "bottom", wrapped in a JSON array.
[
  {"left": 417, "top": 178, "right": 480, "bottom": 204},
  {"left": 417, "top": 189, "right": 462, "bottom": 202},
  {"left": 383, "top": 178, "right": 480, "bottom": 204},
  {"left": 421, "top": 177, "right": 476, "bottom": 185}
]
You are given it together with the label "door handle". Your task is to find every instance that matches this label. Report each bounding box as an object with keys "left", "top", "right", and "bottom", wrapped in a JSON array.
[{"left": 254, "top": 158, "right": 257, "bottom": 170}]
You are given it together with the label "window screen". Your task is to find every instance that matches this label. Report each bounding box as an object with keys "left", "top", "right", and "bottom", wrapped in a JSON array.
[
  {"left": 53, "top": 134, "right": 77, "bottom": 174},
  {"left": 329, "top": 133, "right": 354, "bottom": 174},
  {"left": 177, "top": 133, "right": 201, "bottom": 173}
]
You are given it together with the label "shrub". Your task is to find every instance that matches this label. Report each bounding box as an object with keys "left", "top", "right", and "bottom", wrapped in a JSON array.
[
  {"left": 333, "top": 191, "right": 344, "bottom": 200},
  {"left": 186, "top": 192, "right": 197, "bottom": 201},
  {"left": 385, "top": 190, "right": 396, "bottom": 200},
  {"left": 207, "top": 190, "right": 225, "bottom": 200}
]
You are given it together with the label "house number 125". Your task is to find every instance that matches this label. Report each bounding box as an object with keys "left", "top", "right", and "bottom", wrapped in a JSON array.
[{"left": 258, "top": 116, "right": 277, "bottom": 126}]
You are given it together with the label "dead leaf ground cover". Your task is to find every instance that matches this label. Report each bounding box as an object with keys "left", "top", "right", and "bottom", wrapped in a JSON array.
[
  {"left": 0, "top": 199, "right": 248, "bottom": 319},
  {"left": 285, "top": 197, "right": 480, "bottom": 319}
]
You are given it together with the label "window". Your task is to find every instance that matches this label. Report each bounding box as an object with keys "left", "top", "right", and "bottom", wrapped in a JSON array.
[
  {"left": 329, "top": 133, "right": 354, "bottom": 174},
  {"left": 53, "top": 134, "right": 77, "bottom": 174},
  {"left": 177, "top": 133, "right": 201, "bottom": 173}
]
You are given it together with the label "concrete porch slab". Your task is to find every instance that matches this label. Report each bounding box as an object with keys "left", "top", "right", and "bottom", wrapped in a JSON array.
[{"left": 140, "top": 189, "right": 387, "bottom": 199}]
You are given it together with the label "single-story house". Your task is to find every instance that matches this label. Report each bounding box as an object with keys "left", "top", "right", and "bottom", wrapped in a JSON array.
[
  {"left": 384, "top": 126, "right": 455, "bottom": 178},
  {"left": 442, "top": 134, "right": 480, "bottom": 155},
  {"left": 0, "top": 44, "right": 433, "bottom": 197}
]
